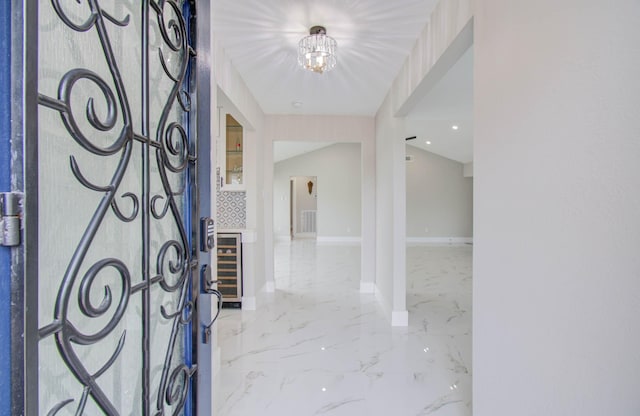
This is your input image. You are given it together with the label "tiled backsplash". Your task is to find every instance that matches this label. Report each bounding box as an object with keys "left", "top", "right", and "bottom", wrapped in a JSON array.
[{"left": 216, "top": 168, "right": 246, "bottom": 229}]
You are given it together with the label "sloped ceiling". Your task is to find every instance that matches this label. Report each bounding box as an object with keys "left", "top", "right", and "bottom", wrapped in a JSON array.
[
  {"left": 211, "top": 0, "right": 473, "bottom": 163},
  {"left": 211, "top": 0, "right": 440, "bottom": 116},
  {"left": 405, "top": 47, "right": 473, "bottom": 163}
]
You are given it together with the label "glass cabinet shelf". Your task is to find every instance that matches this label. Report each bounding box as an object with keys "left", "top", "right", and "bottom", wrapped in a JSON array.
[{"left": 224, "top": 114, "right": 243, "bottom": 189}]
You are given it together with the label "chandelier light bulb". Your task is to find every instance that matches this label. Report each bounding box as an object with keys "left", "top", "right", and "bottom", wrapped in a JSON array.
[{"left": 298, "top": 26, "right": 337, "bottom": 74}]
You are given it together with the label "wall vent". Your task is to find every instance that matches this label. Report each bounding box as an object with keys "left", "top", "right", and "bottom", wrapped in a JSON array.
[{"left": 300, "top": 210, "right": 317, "bottom": 233}]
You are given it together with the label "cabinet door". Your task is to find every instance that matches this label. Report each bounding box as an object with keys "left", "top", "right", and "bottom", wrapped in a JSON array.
[{"left": 219, "top": 113, "right": 244, "bottom": 191}]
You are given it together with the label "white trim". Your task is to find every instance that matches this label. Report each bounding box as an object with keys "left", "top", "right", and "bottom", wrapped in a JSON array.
[
  {"left": 241, "top": 229, "right": 257, "bottom": 243},
  {"left": 374, "top": 285, "right": 391, "bottom": 317},
  {"left": 375, "top": 284, "right": 391, "bottom": 318},
  {"left": 291, "top": 177, "right": 297, "bottom": 236},
  {"left": 275, "top": 234, "right": 291, "bottom": 243},
  {"left": 241, "top": 296, "right": 256, "bottom": 310},
  {"left": 375, "top": 285, "right": 409, "bottom": 326},
  {"left": 374, "top": 284, "right": 382, "bottom": 300},
  {"left": 213, "top": 346, "right": 221, "bottom": 380},
  {"left": 265, "top": 281, "right": 275, "bottom": 293},
  {"left": 316, "top": 236, "right": 362, "bottom": 244},
  {"left": 406, "top": 237, "right": 473, "bottom": 244},
  {"left": 392, "top": 310, "right": 409, "bottom": 327},
  {"left": 359, "top": 281, "right": 376, "bottom": 294},
  {"left": 293, "top": 232, "right": 316, "bottom": 239}
]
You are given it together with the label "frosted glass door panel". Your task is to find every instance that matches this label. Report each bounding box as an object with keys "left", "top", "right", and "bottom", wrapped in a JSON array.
[{"left": 36, "top": 1, "right": 196, "bottom": 415}]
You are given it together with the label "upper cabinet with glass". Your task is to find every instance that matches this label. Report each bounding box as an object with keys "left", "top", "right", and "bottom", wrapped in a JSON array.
[{"left": 222, "top": 114, "right": 244, "bottom": 190}]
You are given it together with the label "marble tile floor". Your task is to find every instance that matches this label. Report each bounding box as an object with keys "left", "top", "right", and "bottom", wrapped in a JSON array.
[{"left": 214, "top": 240, "right": 472, "bottom": 416}]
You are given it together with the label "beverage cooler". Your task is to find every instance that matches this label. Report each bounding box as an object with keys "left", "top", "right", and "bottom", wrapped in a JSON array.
[{"left": 216, "top": 233, "right": 242, "bottom": 308}]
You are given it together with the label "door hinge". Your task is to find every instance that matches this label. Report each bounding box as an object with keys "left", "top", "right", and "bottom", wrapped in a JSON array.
[{"left": 0, "top": 192, "right": 23, "bottom": 247}]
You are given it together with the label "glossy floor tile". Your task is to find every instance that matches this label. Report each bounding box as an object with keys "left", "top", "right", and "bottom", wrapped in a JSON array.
[{"left": 214, "top": 241, "right": 472, "bottom": 415}]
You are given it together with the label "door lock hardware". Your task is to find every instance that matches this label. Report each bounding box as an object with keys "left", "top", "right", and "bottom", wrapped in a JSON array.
[
  {"left": 200, "top": 217, "right": 215, "bottom": 252},
  {"left": 201, "top": 264, "right": 221, "bottom": 293},
  {"left": 203, "top": 289, "right": 222, "bottom": 344},
  {"left": 201, "top": 264, "right": 223, "bottom": 344}
]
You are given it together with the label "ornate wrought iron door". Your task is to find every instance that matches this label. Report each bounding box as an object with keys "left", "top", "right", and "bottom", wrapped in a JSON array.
[{"left": 34, "top": 1, "right": 199, "bottom": 414}]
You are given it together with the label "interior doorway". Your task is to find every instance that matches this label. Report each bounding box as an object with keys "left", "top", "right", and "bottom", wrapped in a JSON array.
[{"left": 290, "top": 176, "right": 317, "bottom": 239}]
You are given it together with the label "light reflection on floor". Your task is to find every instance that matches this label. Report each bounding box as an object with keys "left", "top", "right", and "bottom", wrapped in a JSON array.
[{"left": 214, "top": 240, "right": 471, "bottom": 416}]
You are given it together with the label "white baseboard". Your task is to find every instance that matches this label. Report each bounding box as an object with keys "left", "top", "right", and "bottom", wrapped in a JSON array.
[
  {"left": 374, "top": 285, "right": 409, "bottom": 326},
  {"left": 294, "top": 232, "right": 316, "bottom": 239},
  {"left": 241, "top": 296, "right": 256, "bottom": 310},
  {"left": 275, "top": 235, "right": 291, "bottom": 243},
  {"left": 316, "top": 236, "right": 362, "bottom": 244},
  {"left": 359, "top": 281, "right": 376, "bottom": 294},
  {"left": 406, "top": 237, "right": 473, "bottom": 244},
  {"left": 392, "top": 310, "right": 409, "bottom": 327},
  {"left": 265, "top": 281, "right": 275, "bottom": 293}
]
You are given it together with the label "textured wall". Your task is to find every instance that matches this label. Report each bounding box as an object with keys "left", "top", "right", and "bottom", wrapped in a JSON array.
[{"left": 474, "top": 0, "right": 640, "bottom": 414}]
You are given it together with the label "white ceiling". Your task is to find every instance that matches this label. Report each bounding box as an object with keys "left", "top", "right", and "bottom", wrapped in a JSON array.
[
  {"left": 211, "top": 0, "right": 473, "bottom": 163},
  {"left": 211, "top": 0, "right": 440, "bottom": 116},
  {"left": 405, "top": 47, "right": 473, "bottom": 163}
]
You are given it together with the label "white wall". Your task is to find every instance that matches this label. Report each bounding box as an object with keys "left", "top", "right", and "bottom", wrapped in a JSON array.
[
  {"left": 474, "top": 1, "right": 640, "bottom": 415},
  {"left": 212, "top": 39, "right": 263, "bottom": 129},
  {"left": 264, "top": 115, "right": 376, "bottom": 293},
  {"left": 394, "top": 0, "right": 474, "bottom": 116},
  {"left": 274, "top": 144, "right": 361, "bottom": 240},
  {"left": 406, "top": 146, "right": 473, "bottom": 239},
  {"left": 375, "top": 0, "right": 473, "bottom": 326},
  {"left": 253, "top": 127, "right": 266, "bottom": 300},
  {"left": 211, "top": 34, "right": 266, "bottom": 307},
  {"left": 463, "top": 162, "right": 473, "bottom": 177},
  {"left": 375, "top": 93, "right": 407, "bottom": 325}
]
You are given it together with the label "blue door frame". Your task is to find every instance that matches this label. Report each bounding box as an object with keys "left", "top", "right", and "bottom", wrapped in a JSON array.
[
  {"left": 0, "top": 2, "right": 13, "bottom": 415},
  {"left": 4, "top": 1, "right": 216, "bottom": 414}
]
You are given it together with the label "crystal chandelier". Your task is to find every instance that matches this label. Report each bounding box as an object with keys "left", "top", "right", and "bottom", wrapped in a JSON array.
[{"left": 298, "top": 26, "right": 337, "bottom": 74}]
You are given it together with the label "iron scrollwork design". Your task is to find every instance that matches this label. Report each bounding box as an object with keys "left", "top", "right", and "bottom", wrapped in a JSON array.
[{"left": 37, "top": 0, "right": 198, "bottom": 414}]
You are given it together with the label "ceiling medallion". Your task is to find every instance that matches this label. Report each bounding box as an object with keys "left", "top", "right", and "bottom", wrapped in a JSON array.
[{"left": 298, "top": 26, "right": 337, "bottom": 74}]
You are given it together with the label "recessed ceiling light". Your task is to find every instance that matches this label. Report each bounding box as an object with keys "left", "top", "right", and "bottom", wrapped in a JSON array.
[
  {"left": 452, "top": 125, "right": 459, "bottom": 130},
  {"left": 292, "top": 101, "right": 303, "bottom": 108},
  {"left": 425, "top": 141, "right": 431, "bottom": 145}
]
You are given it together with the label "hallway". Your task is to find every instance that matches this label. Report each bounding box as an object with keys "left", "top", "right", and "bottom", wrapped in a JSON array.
[{"left": 214, "top": 241, "right": 472, "bottom": 415}]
